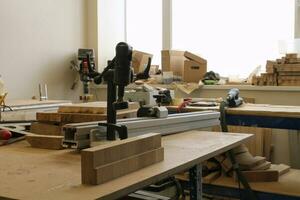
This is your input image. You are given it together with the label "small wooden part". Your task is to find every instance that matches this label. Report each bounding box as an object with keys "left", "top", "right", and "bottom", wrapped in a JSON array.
[
  {"left": 203, "top": 171, "right": 221, "bottom": 184},
  {"left": 30, "top": 122, "right": 62, "bottom": 136},
  {"left": 81, "top": 133, "right": 164, "bottom": 185},
  {"left": 235, "top": 154, "right": 266, "bottom": 169},
  {"left": 269, "top": 164, "right": 290, "bottom": 176},
  {"left": 236, "top": 170, "right": 279, "bottom": 182},
  {"left": 26, "top": 134, "right": 63, "bottom": 150}
]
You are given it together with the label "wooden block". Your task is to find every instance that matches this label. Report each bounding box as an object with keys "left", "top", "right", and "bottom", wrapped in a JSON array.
[
  {"left": 26, "top": 134, "right": 63, "bottom": 150},
  {"left": 58, "top": 101, "right": 139, "bottom": 114},
  {"left": 94, "top": 147, "right": 164, "bottom": 184},
  {"left": 30, "top": 122, "right": 62, "bottom": 136},
  {"left": 203, "top": 171, "right": 221, "bottom": 184},
  {"left": 235, "top": 170, "right": 279, "bottom": 182},
  {"left": 81, "top": 133, "right": 163, "bottom": 185},
  {"left": 250, "top": 161, "right": 271, "bottom": 171},
  {"left": 269, "top": 164, "right": 290, "bottom": 176}
]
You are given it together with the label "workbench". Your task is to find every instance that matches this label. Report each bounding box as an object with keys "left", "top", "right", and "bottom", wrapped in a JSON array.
[
  {"left": 0, "top": 131, "right": 250, "bottom": 200},
  {"left": 168, "top": 103, "right": 300, "bottom": 130}
]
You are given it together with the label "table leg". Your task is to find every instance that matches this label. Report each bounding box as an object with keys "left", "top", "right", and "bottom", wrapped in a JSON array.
[{"left": 189, "top": 164, "right": 202, "bottom": 200}]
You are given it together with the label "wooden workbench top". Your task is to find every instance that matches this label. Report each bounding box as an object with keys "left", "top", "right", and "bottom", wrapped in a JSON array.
[
  {"left": 167, "top": 103, "right": 300, "bottom": 118},
  {"left": 210, "top": 169, "right": 300, "bottom": 197},
  {"left": 0, "top": 131, "right": 251, "bottom": 200}
]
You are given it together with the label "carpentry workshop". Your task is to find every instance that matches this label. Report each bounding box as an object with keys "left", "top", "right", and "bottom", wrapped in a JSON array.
[{"left": 1, "top": 1, "right": 300, "bottom": 200}]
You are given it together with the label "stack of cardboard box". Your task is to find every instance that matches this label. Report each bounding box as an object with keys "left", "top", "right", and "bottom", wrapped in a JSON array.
[
  {"left": 253, "top": 53, "right": 300, "bottom": 86},
  {"left": 161, "top": 50, "right": 207, "bottom": 83}
]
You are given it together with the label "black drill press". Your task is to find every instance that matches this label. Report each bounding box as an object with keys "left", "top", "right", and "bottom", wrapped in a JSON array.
[{"left": 94, "top": 42, "right": 133, "bottom": 141}]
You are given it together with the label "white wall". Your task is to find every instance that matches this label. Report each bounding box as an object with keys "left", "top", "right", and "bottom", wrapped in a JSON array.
[
  {"left": 0, "top": 0, "right": 88, "bottom": 100},
  {"left": 98, "top": 0, "right": 125, "bottom": 70}
]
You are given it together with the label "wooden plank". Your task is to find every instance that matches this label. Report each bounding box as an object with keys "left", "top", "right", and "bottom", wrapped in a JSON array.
[
  {"left": 268, "top": 164, "right": 290, "bottom": 176},
  {"left": 30, "top": 122, "right": 62, "bottom": 136},
  {"left": 226, "top": 103, "right": 300, "bottom": 118},
  {"left": 36, "top": 109, "right": 137, "bottom": 123},
  {"left": 58, "top": 101, "right": 139, "bottom": 114},
  {"left": 94, "top": 147, "right": 164, "bottom": 185},
  {"left": 203, "top": 171, "right": 221, "bottom": 184},
  {"left": 236, "top": 170, "right": 279, "bottom": 182},
  {"left": 25, "top": 134, "right": 63, "bottom": 150},
  {"left": 82, "top": 133, "right": 163, "bottom": 185}
]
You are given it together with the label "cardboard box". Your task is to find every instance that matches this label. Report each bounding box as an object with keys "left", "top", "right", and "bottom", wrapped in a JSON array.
[
  {"left": 183, "top": 60, "right": 207, "bottom": 83},
  {"left": 161, "top": 50, "right": 186, "bottom": 77},
  {"left": 184, "top": 51, "right": 207, "bottom": 64},
  {"left": 132, "top": 50, "right": 153, "bottom": 73}
]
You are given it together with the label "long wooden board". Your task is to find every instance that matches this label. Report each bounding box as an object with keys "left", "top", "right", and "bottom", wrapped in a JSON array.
[
  {"left": 58, "top": 101, "right": 139, "bottom": 114},
  {"left": 36, "top": 109, "right": 137, "bottom": 123}
]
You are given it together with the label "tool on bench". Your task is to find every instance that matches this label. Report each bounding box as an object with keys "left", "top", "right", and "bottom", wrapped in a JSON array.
[
  {"left": 219, "top": 88, "right": 258, "bottom": 200},
  {"left": 137, "top": 89, "right": 170, "bottom": 118},
  {"left": 74, "top": 49, "right": 100, "bottom": 101},
  {"left": 227, "top": 88, "right": 243, "bottom": 107},
  {"left": 93, "top": 42, "right": 133, "bottom": 141}
]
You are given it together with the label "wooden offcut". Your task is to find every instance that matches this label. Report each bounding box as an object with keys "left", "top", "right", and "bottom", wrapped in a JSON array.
[
  {"left": 26, "top": 134, "right": 63, "bottom": 150},
  {"left": 30, "top": 122, "right": 62, "bottom": 136},
  {"left": 81, "top": 133, "right": 164, "bottom": 185},
  {"left": 236, "top": 170, "right": 279, "bottom": 182}
]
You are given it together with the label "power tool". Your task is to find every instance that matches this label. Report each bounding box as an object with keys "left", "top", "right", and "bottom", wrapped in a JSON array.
[
  {"left": 93, "top": 42, "right": 133, "bottom": 140},
  {"left": 226, "top": 88, "right": 243, "bottom": 107},
  {"left": 77, "top": 49, "right": 100, "bottom": 101}
]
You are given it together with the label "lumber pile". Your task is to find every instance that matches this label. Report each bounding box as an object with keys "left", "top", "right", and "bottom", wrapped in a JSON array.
[
  {"left": 81, "top": 133, "right": 164, "bottom": 185},
  {"left": 253, "top": 53, "right": 300, "bottom": 86},
  {"left": 26, "top": 101, "right": 139, "bottom": 150}
]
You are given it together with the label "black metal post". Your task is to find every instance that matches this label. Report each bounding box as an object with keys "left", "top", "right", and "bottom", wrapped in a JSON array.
[
  {"left": 189, "top": 164, "right": 202, "bottom": 200},
  {"left": 106, "top": 70, "right": 117, "bottom": 141}
]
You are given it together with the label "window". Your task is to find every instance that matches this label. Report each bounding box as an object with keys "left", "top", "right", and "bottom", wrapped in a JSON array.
[
  {"left": 172, "top": 0, "right": 295, "bottom": 77},
  {"left": 126, "top": 0, "right": 162, "bottom": 65}
]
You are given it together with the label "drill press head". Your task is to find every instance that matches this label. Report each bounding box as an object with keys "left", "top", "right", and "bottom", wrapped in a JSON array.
[{"left": 114, "top": 42, "right": 133, "bottom": 106}]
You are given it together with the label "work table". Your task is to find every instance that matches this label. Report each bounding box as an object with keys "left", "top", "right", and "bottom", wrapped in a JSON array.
[{"left": 0, "top": 131, "right": 251, "bottom": 200}]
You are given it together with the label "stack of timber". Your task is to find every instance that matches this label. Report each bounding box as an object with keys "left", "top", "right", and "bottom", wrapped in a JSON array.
[
  {"left": 26, "top": 101, "right": 139, "bottom": 150},
  {"left": 252, "top": 53, "right": 300, "bottom": 86},
  {"left": 81, "top": 133, "right": 164, "bottom": 185}
]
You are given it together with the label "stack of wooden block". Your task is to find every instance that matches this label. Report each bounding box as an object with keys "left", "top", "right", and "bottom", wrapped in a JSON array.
[
  {"left": 26, "top": 102, "right": 139, "bottom": 150},
  {"left": 81, "top": 133, "right": 164, "bottom": 185},
  {"left": 252, "top": 53, "right": 300, "bottom": 86}
]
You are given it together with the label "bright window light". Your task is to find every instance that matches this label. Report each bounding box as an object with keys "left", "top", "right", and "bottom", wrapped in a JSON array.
[
  {"left": 126, "top": 0, "right": 162, "bottom": 65},
  {"left": 172, "top": 0, "right": 295, "bottom": 78}
]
